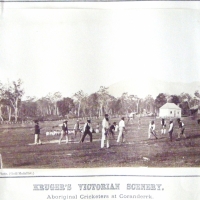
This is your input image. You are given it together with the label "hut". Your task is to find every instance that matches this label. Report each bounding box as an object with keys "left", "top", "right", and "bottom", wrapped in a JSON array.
[{"left": 159, "top": 103, "right": 181, "bottom": 118}]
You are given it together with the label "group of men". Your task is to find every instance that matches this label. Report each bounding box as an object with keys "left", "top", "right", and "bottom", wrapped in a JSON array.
[
  {"left": 148, "top": 118, "right": 186, "bottom": 142},
  {"left": 101, "top": 114, "right": 126, "bottom": 149},
  {"left": 33, "top": 114, "right": 126, "bottom": 148},
  {"left": 76, "top": 114, "right": 126, "bottom": 149},
  {"left": 34, "top": 115, "right": 186, "bottom": 146}
]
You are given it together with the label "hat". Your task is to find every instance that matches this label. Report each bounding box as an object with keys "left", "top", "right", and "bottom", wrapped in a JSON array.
[{"left": 105, "top": 114, "right": 109, "bottom": 117}]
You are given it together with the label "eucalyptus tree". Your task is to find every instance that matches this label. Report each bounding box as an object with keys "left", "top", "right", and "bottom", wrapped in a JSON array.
[
  {"left": 87, "top": 93, "right": 99, "bottom": 117},
  {"left": 97, "top": 86, "right": 110, "bottom": 117},
  {"left": 4, "top": 79, "right": 24, "bottom": 122},
  {"left": 73, "top": 90, "right": 86, "bottom": 118},
  {"left": 154, "top": 93, "right": 167, "bottom": 113},
  {"left": 144, "top": 95, "right": 155, "bottom": 113},
  {"left": 57, "top": 97, "right": 74, "bottom": 117},
  {"left": 20, "top": 97, "right": 37, "bottom": 120}
]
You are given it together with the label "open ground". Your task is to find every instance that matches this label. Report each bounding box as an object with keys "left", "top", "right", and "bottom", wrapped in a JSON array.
[{"left": 0, "top": 116, "right": 200, "bottom": 168}]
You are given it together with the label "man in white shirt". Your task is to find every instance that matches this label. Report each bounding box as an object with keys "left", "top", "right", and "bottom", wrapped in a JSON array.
[
  {"left": 148, "top": 120, "right": 157, "bottom": 139},
  {"left": 101, "top": 114, "right": 110, "bottom": 148},
  {"left": 168, "top": 120, "right": 174, "bottom": 142},
  {"left": 117, "top": 117, "right": 126, "bottom": 143}
]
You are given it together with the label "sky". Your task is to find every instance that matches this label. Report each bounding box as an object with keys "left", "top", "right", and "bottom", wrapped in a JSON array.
[{"left": 1, "top": 2, "right": 200, "bottom": 99}]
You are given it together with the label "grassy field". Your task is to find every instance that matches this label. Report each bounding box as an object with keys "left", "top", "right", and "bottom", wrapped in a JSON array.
[{"left": 0, "top": 116, "right": 200, "bottom": 168}]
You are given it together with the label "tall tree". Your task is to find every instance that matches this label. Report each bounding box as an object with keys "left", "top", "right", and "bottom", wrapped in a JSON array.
[
  {"left": 97, "top": 86, "right": 110, "bottom": 116},
  {"left": 4, "top": 79, "right": 24, "bottom": 122},
  {"left": 57, "top": 97, "right": 74, "bottom": 117},
  {"left": 87, "top": 93, "right": 99, "bottom": 117},
  {"left": 144, "top": 95, "right": 155, "bottom": 113},
  {"left": 73, "top": 90, "right": 86, "bottom": 117},
  {"left": 155, "top": 93, "right": 167, "bottom": 113},
  {"left": 179, "top": 92, "right": 193, "bottom": 108},
  {"left": 168, "top": 95, "right": 180, "bottom": 105}
]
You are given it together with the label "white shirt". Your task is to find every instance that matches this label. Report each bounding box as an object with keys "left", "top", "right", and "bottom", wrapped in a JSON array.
[
  {"left": 149, "top": 123, "right": 155, "bottom": 131},
  {"left": 180, "top": 122, "right": 184, "bottom": 127},
  {"left": 102, "top": 118, "right": 109, "bottom": 133},
  {"left": 169, "top": 123, "right": 174, "bottom": 132},
  {"left": 119, "top": 120, "right": 125, "bottom": 130}
]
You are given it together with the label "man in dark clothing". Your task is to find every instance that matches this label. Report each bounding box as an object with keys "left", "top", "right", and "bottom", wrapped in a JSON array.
[
  {"left": 59, "top": 121, "right": 69, "bottom": 144},
  {"left": 109, "top": 122, "right": 117, "bottom": 139},
  {"left": 80, "top": 119, "right": 92, "bottom": 143},
  {"left": 168, "top": 120, "right": 174, "bottom": 142},
  {"left": 34, "top": 120, "right": 42, "bottom": 145},
  {"left": 177, "top": 120, "right": 186, "bottom": 139}
]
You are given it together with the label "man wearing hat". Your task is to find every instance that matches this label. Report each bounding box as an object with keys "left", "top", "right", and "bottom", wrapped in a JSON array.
[
  {"left": 58, "top": 120, "right": 69, "bottom": 144},
  {"left": 101, "top": 114, "right": 110, "bottom": 148},
  {"left": 177, "top": 119, "right": 186, "bottom": 139},
  {"left": 80, "top": 119, "right": 92, "bottom": 143},
  {"left": 34, "top": 120, "right": 42, "bottom": 145}
]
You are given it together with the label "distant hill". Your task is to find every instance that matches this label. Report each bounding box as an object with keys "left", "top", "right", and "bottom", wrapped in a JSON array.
[{"left": 108, "top": 78, "right": 200, "bottom": 98}]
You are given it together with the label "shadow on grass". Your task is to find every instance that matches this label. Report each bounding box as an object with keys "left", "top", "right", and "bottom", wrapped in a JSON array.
[
  {"left": 12, "top": 161, "right": 33, "bottom": 167},
  {"left": 186, "top": 134, "right": 200, "bottom": 139}
]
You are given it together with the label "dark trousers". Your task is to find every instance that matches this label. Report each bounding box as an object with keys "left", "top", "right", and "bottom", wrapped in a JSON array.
[
  {"left": 181, "top": 127, "right": 185, "bottom": 135},
  {"left": 110, "top": 130, "right": 115, "bottom": 139},
  {"left": 169, "top": 130, "right": 173, "bottom": 142},
  {"left": 81, "top": 131, "right": 92, "bottom": 142}
]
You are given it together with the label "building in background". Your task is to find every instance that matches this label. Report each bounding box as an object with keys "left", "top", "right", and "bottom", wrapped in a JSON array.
[{"left": 159, "top": 103, "right": 181, "bottom": 118}]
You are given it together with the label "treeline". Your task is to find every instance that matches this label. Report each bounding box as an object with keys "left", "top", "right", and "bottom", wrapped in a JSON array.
[{"left": 0, "top": 79, "right": 200, "bottom": 122}]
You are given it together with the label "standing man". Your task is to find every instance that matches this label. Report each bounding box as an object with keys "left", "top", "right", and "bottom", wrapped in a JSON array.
[
  {"left": 74, "top": 119, "right": 81, "bottom": 139},
  {"left": 161, "top": 118, "right": 166, "bottom": 134},
  {"left": 109, "top": 122, "right": 117, "bottom": 140},
  {"left": 80, "top": 119, "right": 92, "bottom": 143},
  {"left": 177, "top": 120, "right": 186, "bottom": 139},
  {"left": 58, "top": 121, "right": 69, "bottom": 144},
  {"left": 34, "top": 120, "right": 42, "bottom": 145},
  {"left": 101, "top": 114, "right": 110, "bottom": 148},
  {"left": 138, "top": 115, "right": 141, "bottom": 129},
  {"left": 117, "top": 117, "right": 126, "bottom": 143},
  {"left": 148, "top": 120, "right": 157, "bottom": 139},
  {"left": 168, "top": 120, "right": 174, "bottom": 142}
]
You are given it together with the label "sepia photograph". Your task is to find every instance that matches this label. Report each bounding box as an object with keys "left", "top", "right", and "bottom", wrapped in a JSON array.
[
  {"left": 1, "top": 1, "right": 200, "bottom": 170},
  {"left": 1, "top": 2, "right": 200, "bottom": 200}
]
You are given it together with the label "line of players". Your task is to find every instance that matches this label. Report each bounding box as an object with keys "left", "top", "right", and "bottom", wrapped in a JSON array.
[
  {"left": 33, "top": 115, "right": 186, "bottom": 146},
  {"left": 148, "top": 118, "right": 186, "bottom": 142}
]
